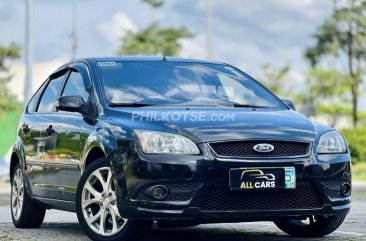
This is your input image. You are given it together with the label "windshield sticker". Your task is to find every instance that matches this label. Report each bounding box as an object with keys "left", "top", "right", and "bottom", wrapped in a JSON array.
[
  {"left": 97, "top": 61, "right": 118, "bottom": 67},
  {"left": 229, "top": 69, "right": 244, "bottom": 78},
  {"left": 224, "top": 66, "right": 234, "bottom": 71},
  {"left": 224, "top": 66, "right": 244, "bottom": 78}
]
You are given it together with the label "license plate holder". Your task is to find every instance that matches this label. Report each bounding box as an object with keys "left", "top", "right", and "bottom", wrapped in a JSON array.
[{"left": 229, "top": 167, "right": 296, "bottom": 191}]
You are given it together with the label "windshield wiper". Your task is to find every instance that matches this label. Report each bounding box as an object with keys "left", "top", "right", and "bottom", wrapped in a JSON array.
[
  {"left": 109, "top": 103, "right": 153, "bottom": 107},
  {"left": 232, "top": 103, "right": 269, "bottom": 108},
  {"left": 109, "top": 102, "right": 269, "bottom": 108},
  {"left": 110, "top": 102, "right": 229, "bottom": 107}
]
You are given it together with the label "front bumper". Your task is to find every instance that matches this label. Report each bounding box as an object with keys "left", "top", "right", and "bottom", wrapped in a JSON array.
[{"left": 108, "top": 144, "right": 351, "bottom": 221}]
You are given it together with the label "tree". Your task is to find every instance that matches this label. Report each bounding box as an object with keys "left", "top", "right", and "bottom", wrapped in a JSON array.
[
  {"left": 142, "top": 0, "right": 164, "bottom": 8},
  {"left": 260, "top": 64, "right": 290, "bottom": 96},
  {"left": 306, "top": 68, "right": 351, "bottom": 126},
  {"left": 0, "top": 43, "right": 21, "bottom": 117},
  {"left": 260, "top": 64, "right": 314, "bottom": 115},
  {"left": 118, "top": 22, "right": 193, "bottom": 56},
  {"left": 118, "top": 0, "right": 194, "bottom": 56},
  {"left": 260, "top": 64, "right": 304, "bottom": 103},
  {"left": 305, "top": 0, "right": 366, "bottom": 126}
]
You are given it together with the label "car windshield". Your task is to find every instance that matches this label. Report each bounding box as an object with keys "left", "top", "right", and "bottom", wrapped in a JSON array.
[{"left": 97, "top": 61, "right": 286, "bottom": 109}]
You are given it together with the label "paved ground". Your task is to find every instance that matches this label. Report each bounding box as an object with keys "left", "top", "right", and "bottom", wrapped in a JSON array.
[{"left": 0, "top": 182, "right": 365, "bottom": 241}]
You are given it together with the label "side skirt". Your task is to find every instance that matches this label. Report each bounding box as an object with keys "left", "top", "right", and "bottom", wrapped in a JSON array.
[{"left": 32, "top": 196, "right": 76, "bottom": 212}]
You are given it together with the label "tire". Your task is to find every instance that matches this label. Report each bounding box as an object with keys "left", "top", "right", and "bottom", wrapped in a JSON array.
[
  {"left": 11, "top": 163, "right": 46, "bottom": 228},
  {"left": 274, "top": 214, "right": 347, "bottom": 238},
  {"left": 76, "top": 158, "right": 152, "bottom": 241}
]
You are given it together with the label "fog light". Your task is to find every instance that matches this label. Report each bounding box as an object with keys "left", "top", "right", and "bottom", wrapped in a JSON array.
[
  {"left": 340, "top": 182, "right": 351, "bottom": 197},
  {"left": 151, "top": 185, "right": 169, "bottom": 200}
]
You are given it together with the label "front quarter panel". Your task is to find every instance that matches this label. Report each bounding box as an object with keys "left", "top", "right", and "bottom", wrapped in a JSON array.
[
  {"left": 80, "top": 120, "right": 136, "bottom": 205},
  {"left": 81, "top": 127, "right": 115, "bottom": 172}
]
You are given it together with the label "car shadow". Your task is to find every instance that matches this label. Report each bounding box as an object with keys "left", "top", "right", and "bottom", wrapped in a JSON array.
[
  {"left": 37, "top": 223, "right": 90, "bottom": 240},
  {"left": 35, "top": 222, "right": 352, "bottom": 241},
  {"left": 143, "top": 225, "right": 324, "bottom": 241}
]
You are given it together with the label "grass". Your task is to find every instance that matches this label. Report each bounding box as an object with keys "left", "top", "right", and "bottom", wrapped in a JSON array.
[
  {"left": 0, "top": 111, "right": 20, "bottom": 159},
  {"left": 352, "top": 162, "right": 366, "bottom": 181}
]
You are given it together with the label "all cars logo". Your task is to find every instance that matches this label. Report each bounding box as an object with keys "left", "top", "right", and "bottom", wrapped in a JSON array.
[{"left": 240, "top": 169, "right": 276, "bottom": 189}]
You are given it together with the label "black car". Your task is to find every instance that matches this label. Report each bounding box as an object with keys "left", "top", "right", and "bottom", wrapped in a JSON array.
[{"left": 10, "top": 57, "right": 351, "bottom": 241}]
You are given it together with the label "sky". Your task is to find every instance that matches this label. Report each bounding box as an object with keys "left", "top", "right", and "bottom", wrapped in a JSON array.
[{"left": 0, "top": 0, "right": 333, "bottom": 88}]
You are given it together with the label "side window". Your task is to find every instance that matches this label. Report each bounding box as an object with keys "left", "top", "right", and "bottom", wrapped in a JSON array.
[
  {"left": 61, "top": 70, "right": 89, "bottom": 102},
  {"left": 27, "top": 81, "right": 47, "bottom": 113},
  {"left": 37, "top": 73, "right": 66, "bottom": 113}
]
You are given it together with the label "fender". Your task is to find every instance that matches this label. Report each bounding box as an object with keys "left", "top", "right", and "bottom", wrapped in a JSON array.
[
  {"left": 80, "top": 126, "right": 135, "bottom": 206},
  {"left": 80, "top": 127, "right": 118, "bottom": 173}
]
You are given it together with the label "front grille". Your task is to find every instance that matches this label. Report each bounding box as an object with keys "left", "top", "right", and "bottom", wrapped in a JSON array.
[
  {"left": 200, "top": 181, "right": 323, "bottom": 211},
  {"left": 209, "top": 140, "right": 311, "bottom": 158}
]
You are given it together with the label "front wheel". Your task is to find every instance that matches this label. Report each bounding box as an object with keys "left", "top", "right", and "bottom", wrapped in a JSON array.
[
  {"left": 76, "top": 158, "right": 152, "bottom": 241},
  {"left": 274, "top": 214, "right": 347, "bottom": 237}
]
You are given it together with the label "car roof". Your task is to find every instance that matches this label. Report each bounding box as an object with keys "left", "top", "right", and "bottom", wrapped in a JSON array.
[
  {"left": 87, "top": 56, "right": 222, "bottom": 64},
  {"left": 52, "top": 56, "right": 227, "bottom": 76}
]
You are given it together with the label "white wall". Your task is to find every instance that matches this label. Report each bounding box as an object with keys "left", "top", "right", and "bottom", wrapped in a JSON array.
[{"left": 8, "top": 58, "right": 67, "bottom": 101}]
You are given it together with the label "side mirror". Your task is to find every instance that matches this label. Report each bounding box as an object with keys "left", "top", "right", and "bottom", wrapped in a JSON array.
[
  {"left": 281, "top": 99, "right": 296, "bottom": 111},
  {"left": 56, "top": 95, "right": 88, "bottom": 114}
]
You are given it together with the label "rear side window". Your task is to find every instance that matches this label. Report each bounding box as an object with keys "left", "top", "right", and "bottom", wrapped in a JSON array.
[
  {"left": 61, "top": 70, "right": 89, "bottom": 102},
  {"left": 37, "top": 73, "right": 65, "bottom": 112},
  {"left": 27, "top": 82, "right": 46, "bottom": 113}
]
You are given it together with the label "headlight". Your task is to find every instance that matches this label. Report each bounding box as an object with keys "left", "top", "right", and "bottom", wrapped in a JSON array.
[
  {"left": 317, "top": 131, "right": 347, "bottom": 154},
  {"left": 135, "top": 130, "right": 200, "bottom": 154}
]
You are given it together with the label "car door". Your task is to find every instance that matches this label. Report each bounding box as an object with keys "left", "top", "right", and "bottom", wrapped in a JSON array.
[
  {"left": 22, "top": 72, "right": 67, "bottom": 197},
  {"left": 42, "top": 64, "right": 91, "bottom": 201},
  {"left": 19, "top": 82, "right": 48, "bottom": 197}
]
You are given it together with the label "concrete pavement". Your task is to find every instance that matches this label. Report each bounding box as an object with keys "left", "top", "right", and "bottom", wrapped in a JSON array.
[{"left": 0, "top": 198, "right": 365, "bottom": 241}]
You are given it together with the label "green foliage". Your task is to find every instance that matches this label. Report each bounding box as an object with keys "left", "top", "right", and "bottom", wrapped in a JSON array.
[
  {"left": 305, "top": 0, "right": 366, "bottom": 66},
  {"left": 0, "top": 43, "right": 20, "bottom": 61},
  {"left": 0, "top": 43, "right": 22, "bottom": 118},
  {"left": 118, "top": 22, "right": 193, "bottom": 56},
  {"left": 305, "top": 0, "right": 366, "bottom": 126},
  {"left": 342, "top": 125, "right": 366, "bottom": 164},
  {"left": 260, "top": 64, "right": 308, "bottom": 113},
  {"left": 260, "top": 64, "right": 290, "bottom": 96},
  {"left": 316, "top": 105, "right": 351, "bottom": 116},
  {"left": 0, "top": 43, "right": 22, "bottom": 157},
  {"left": 305, "top": 19, "right": 339, "bottom": 67},
  {"left": 118, "top": 0, "right": 193, "bottom": 56},
  {"left": 0, "top": 111, "right": 20, "bottom": 156},
  {"left": 142, "top": 0, "right": 164, "bottom": 8},
  {"left": 305, "top": 68, "right": 352, "bottom": 125},
  {"left": 352, "top": 162, "right": 366, "bottom": 181},
  {"left": 307, "top": 68, "right": 350, "bottom": 98}
]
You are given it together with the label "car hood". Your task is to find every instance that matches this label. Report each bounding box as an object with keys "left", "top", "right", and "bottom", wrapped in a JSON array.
[{"left": 108, "top": 107, "right": 316, "bottom": 143}]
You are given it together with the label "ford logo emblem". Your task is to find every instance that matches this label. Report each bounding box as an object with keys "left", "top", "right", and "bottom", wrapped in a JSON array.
[{"left": 253, "top": 143, "right": 275, "bottom": 153}]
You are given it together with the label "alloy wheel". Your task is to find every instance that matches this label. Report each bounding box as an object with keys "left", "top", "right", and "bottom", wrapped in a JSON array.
[
  {"left": 81, "top": 167, "right": 127, "bottom": 236},
  {"left": 11, "top": 169, "right": 24, "bottom": 221}
]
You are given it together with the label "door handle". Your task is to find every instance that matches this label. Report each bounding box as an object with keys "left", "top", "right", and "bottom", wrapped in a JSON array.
[
  {"left": 22, "top": 124, "right": 30, "bottom": 135},
  {"left": 46, "top": 125, "right": 54, "bottom": 136}
]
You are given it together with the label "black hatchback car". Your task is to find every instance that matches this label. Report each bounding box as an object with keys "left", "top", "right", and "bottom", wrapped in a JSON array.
[{"left": 10, "top": 57, "right": 351, "bottom": 241}]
